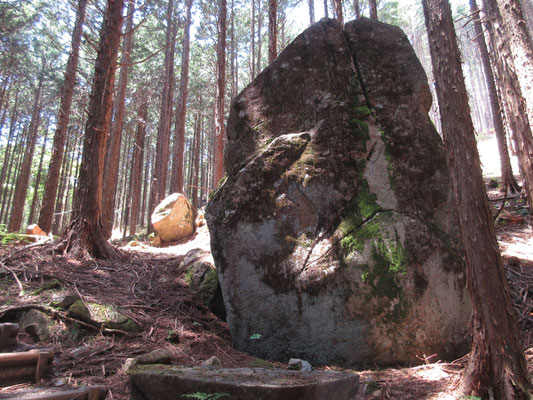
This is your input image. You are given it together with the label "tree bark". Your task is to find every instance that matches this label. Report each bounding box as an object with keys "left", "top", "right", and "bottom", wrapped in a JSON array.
[
  {"left": 268, "top": 0, "right": 277, "bottom": 64},
  {"left": 333, "top": 0, "right": 343, "bottom": 24},
  {"left": 140, "top": 134, "right": 152, "bottom": 228},
  {"left": 170, "top": 0, "right": 193, "bottom": 194},
  {"left": 38, "top": 0, "right": 88, "bottom": 235},
  {"left": 148, "top": 0, "right": 177, "bottom": 229},
  {"left": 8, "top": 69, "right": 44, "bottom": 233},
  {"left": 0, "top": 91, "right": 19, "bottom": 211},
  {"left": 251, "top": 0, "right": 256, "bottom": 79},
  {"left": 353, "top": 0, "right": 360, "bottom": 18},
  {"left": 101, "top": 0, "right": 135, "bottom": 238},
  {"left": 308, "top": 0, "right": 315, "bottom": 24},
  {"left": 213, "top": 0, "right": 227, "bottom": 186},
  {"left": 257, "top": 0, "right": 263, "bottom": 73},
  {"left": 369, "top": 0, "right": 377, "bottom": 19},
  {"left": 495, "top": 0, "right": 533, "bottom": 124},
  {"left": 60, "top": 0, "right": 125, "bottom": 259},
  {"left": 28, "top": 122, "right": 50, "bottom": 225},
  {"left": 128, "top": 99, "right": 147, "bottom": 236},
  {"left": 191, "top": 113, "right": 201, "bottom": 209},
  {"left": 323, "top": 0, "right": 328, "bottom": 18},
  {"left": 482, "top": 0, "right": 533, "bottom": 227},
  {"left": 422, "top": 0, "right": 532, "bottom": 398},
  {"left": 469, "top": 0, "right": 519, "bottom": 193}
]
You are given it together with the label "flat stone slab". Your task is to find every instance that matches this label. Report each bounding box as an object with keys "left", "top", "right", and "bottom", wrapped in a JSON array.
[{"left": 128, "top": 365, "right": 359, "bottom": 400}]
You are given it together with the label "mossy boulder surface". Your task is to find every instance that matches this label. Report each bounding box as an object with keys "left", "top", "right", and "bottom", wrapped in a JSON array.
[
  {"left": 68, "top": 300, "right": 139, "bottom": 332},
  {"left": 206, "top": 18, "right": 470, "bottom": 366}
]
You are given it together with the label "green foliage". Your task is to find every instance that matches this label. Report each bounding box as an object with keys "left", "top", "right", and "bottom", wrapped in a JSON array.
[
  {"left": 249, "top": 333, "right": 262, "bottom": 340},
  {"left": 181, "top": 393, "right": 229, "bottom": 400}
]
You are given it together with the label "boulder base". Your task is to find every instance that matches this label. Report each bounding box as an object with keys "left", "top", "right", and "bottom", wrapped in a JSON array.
[
  {"left": 151, "top": 193, "right": 195, "bottom": 242},
  {"left": 128, "top": 365, "right": 359, "bottom": 400},
  {"left": 206, "top": 18, "right": 470, "bottom": 366}
]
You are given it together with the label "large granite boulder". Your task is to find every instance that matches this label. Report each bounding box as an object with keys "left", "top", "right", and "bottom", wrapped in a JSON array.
[{"left": 206, "top": 18, "right": 470, "bottom": 366}]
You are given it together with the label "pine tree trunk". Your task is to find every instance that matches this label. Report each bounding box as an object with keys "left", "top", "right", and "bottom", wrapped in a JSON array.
[
  {"left": 257, "top": 0, "right": 263, "bottom": 73},
  {"left": 38, "top": 0, "right": 88, "bottom": 235},
  {"left": 0, "top": 91, "right": 19, "bottom": 210},
  {"left": 308, "top": 0, "right": 315, "bottom": 24},
  {"left": 323, "top": 0, "right": 328, "bottom": 18},
  {"left": 268, "top": 0, "right": 277, "bottom": 63},
  {"left": 28, "top": 123, "right": 49, "bottom": 225},
  {"left": 129, "top": 99, "right": 147, "bottom": 236},
  {"left": 148, "top": 0, "right": 177, "bottom": 229},
  {"left": 333, "top": 0, "right": 343, "bottom": 24},
  {"left": 0, "top": 125, "right": 25, "bottom": 225},
  {"left": 369, "top": 0, "right": 377, "bottom": 19},
  {"left": 251, "top": 0, "right": 256, "bottom": 79},
  {"left": 170, "top": 0, "right": 193, "bottom": 194},
  {"left": 101, "top": 0, "right": 135, "bottom": 238},
  {"left": 140, "top": 134, "right": 152, "bottom": 228},
  {"left": 51, "top": 132, "right": 72, "bottom": 235},
  {"left": 61, "top": 0, "right": 125, "bottom": 259},
  {"left": 469, "top": 0, "right": 519, "bottom": 193},
  {"left": 422, "top": 0, "right": 532, "bottom": 397},
  {"left": 353, "top": 0, "right": 360, "bottom": 18},
  {"left": 482, "top": 0, "right": 533, "bottom": 227},
  {"left": 214, "top": 0, "right": 227, "bottom": 185},
  {"left": 8, "top": 70, "right": 44, "bottom": 233},
  {"left": 230, "top": 0, "right": 237, "bottom": 98},
  {"left": 191, "top": 113, "right": 200, "bottom": 209},
  {"left": 495, "top": 0, "right": 533, "bottom": 123}
]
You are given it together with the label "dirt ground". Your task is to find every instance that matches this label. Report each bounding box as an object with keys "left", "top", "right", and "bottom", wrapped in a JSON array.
[{"left": 0, "top": 185, "right": 531, "bottom": 400}]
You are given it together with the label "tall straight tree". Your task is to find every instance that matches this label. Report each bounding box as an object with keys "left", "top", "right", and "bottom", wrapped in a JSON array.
[
  {"left": 333, "top": 0, "right": 343, "bottom": 24},
  {"left": 495, "top": 0, "right": 533, "bottom": 123},
  {"left": 38, "top": 0, "right": 88, "bottom": 235},
  {"left": 149, "top": 0, "right": 177, "bottom": 223},
  {"left": 129, "top": 98, "right": 147, "bottom": 235},
  {"left": 369, "top": 0, "right": 377, "bottom": 19},
  {"left": 268, "top": 0, "right": 277, "bottom": 63},
  {"left": 308, "top": 0, "right": 315, "bottom": 24},
  {"left": 101, "top": 0, "right": 135, "bottom": 238},
  {"left": 422, "top": 0, "right": 532, "bottom": 397},
  {"left": 61, "top": 0, "right": 125, "bottom": 259},
  {"left": 469, "top": 0, "right": 519, "bottom": 193},
  {"left": 353, "top": 0, "right": 360, "bottom": 18},
  {"left": 214, "top": 0, "right": 227, "bottom": 185},
  {"left": 170, "top": 0, "right": 194, "bottom": 194},
  {"left": 482, "top": 0, "right": 533, "bottom": 227},
  {"left": 8, "top": 66, "right": 44, "bottom": 233}
]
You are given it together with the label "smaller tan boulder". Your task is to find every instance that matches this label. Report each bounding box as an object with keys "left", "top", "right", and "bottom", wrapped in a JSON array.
[
  {"left": 151, "top": 193, "right": 195, "bottom": 242},
  {"left": 26, "top": 224, "right": 47, "bottom": 236}
]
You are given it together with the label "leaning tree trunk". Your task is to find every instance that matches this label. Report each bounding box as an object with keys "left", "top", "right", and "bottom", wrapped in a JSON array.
[
  {"left": 482, "top": 0, "right": 533, "bottom": 227},
  {"left": 38, "top": 0, "right": 88, "bottom": 235},
  {"left": 60, "top": 0, "right": 125, "bottom": 259},
  {"left": 101, "top": 0, "right": 135, "bottom": 238},
  {"left": 170, "top": 0, "right": 193, "bottom": 194},
  {"left": 213, "top": 0, "right": 227, "bottom": 185},
  {"left": 8, "top": 70, "right": 44, "bottom": 233},
  {"left": 422, "top": 0, "right": 532, "bottom": 398},
  {"left": 470, "top": 0, "right": 519, "bottom": 193},
  {"left": 268, "top": 0, "right": 277, "bottom": 64}
]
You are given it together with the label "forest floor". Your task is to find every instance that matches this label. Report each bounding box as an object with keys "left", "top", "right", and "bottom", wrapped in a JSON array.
[{"left": 0, "top": 182, "right": 532, "bottom": 399}]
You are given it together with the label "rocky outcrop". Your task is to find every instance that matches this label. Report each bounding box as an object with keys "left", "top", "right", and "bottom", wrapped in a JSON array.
[
  {"left": 206, "top": 18, "right": 470, "bottom": 366},
  {"left": 151, "top": 193, "right": 195, "bottom": 242}
]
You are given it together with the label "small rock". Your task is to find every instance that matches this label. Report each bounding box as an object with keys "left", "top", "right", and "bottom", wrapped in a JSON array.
[
  {"left": 70, "top": 346, "right": 91, "bottom": 358},
  {"left": 51, "top": 293, "right": 80, "bottom": 309},
  {"left": 54, "top": 378, "right": 66, "bottom": 386},
  {"left": 201, "top": 356, "right": 221, "bottom": 368},
  {"left": 288, "top": 358, "right": 312, "bottom": 372},
  {"left": 20, "top": 309, "right": 52, "bottom": 342},
  {"left": 135, "top": 348, "right": 173, "bottom": 365},
  {"left": 26, "top": 224, "right": 47, "bottom": 236},
  {"left": 149, "top": 235, "right": 162, "bottom": 247},
  {"left": 363, "top": 377, "right": 380, "bottom": 395}
]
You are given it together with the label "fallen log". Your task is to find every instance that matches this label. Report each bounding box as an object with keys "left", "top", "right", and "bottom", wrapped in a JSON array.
[
  {"left": 0, "top": 349, "right": 54, "bottom": 383},
  {"left": 1, "top": 385, "right": 107, "bottom": 400}
]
